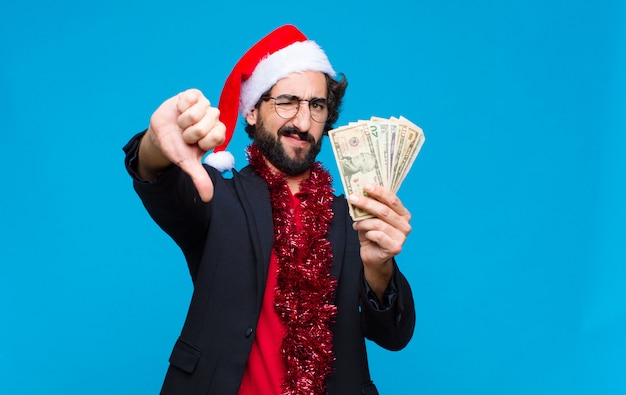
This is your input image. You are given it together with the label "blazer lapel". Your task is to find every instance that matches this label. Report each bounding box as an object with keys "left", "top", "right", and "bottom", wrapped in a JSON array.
[
  {"left": 233, "top": 166, "right": 349, "bottom": 307},
  {"left": 329, "top": 196, "right": 347, "bottom": 285},
  {"left": 233, "top": 166, "right": 274, "bottom": 310}
]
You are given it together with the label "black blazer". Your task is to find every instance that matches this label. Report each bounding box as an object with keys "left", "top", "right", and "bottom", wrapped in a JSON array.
[{"left": 124, "top": 134, "right": 415, "bottom": 395}]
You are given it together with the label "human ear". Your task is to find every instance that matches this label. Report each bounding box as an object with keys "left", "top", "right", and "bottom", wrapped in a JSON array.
[{"left": 245, "top": 110, "right": 258, "bottom": 126}]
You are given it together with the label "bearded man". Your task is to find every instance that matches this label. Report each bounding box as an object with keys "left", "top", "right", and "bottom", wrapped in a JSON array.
[{"left": 123, "top": 24, "right": 416, "bottom": 395}]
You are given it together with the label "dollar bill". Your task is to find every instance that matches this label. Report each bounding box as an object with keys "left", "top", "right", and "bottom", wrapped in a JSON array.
[
  {"left": 393, "top": 116, "right": 425, "bottom": 191},
  {"left": 328, "top": 122, "right": 385, "bottom": 220},
  {"left": 369, "top": 116, "right": 390, "bottom": 188},
  {"left": 391, "top": 119, "right": 408, "bottom": 191},
  {"left": 329, "top": 115, "right": 425, "bottom": 220},
  {"left": 387, "top": 120, "right": 398, "bottom": 187}
]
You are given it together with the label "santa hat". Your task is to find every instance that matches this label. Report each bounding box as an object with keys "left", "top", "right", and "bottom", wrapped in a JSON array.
[{"left": 204, "top": 24, "right": 336, "bottom": 171}]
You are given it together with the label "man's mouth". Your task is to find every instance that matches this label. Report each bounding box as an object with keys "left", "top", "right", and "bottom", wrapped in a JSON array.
[{"left": 279, "top": 128, "right": 314, "bottom": 144}]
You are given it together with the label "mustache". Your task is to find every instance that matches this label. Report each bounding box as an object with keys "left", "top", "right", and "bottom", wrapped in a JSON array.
[{"left": 278, "top": 126, "right": 315, "bottom": 144}]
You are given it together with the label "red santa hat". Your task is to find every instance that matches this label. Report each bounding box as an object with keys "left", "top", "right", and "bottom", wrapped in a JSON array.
[{"left": 204, "top": 24, "right": 336, "bottom": 171}]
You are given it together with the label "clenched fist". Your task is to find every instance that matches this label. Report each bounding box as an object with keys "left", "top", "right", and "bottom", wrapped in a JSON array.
[{"left": 138, "top": 89, "right": 226, "bottom": 202}]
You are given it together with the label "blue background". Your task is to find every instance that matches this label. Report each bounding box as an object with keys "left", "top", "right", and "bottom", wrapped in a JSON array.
[{"left": 1, "top": 1, "right": 625, "bottom": 394}]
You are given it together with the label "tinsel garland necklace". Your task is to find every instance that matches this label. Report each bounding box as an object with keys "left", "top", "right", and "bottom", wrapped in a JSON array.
[{"left": 247, "top": 143, "right": 338, "bottom": 395}]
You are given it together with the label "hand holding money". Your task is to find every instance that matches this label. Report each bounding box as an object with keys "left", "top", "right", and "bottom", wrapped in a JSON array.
[{"left": 329, "top": 116, "right": 425, "bottom": 220}]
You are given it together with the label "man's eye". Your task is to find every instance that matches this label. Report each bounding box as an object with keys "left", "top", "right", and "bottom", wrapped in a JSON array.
[{"left": 311, "top": 100, "right": 327, "bottom": 110}]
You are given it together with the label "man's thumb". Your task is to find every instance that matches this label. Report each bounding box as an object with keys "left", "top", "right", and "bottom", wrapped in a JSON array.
[{"left": 180, "top": 160, "right": 214, "bottom": 202}]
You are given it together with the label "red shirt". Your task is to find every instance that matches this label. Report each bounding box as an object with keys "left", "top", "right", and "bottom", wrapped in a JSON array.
[{"left": 238, "top": 192, "right": 301, "bottom": 394}]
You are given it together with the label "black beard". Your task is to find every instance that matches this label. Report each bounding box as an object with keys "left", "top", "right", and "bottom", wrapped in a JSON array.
[{"left": 252, "top": 119, "right": 322, "bottom": 176}]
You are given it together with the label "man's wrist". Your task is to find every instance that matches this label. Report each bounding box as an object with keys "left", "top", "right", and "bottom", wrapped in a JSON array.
[
  {"left": 363, "top": 260, "right": 394, "bottom": 300},
  {"left": 137, "top": 130, "right": 172, "bottom": 181},
  {"left": 363, "top": 273, "right": 398, "bottom": 311}
]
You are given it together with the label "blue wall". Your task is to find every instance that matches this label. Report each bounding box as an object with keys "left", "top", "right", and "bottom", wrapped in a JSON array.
[{"left": 1, "top": 1, "right": 624, "bottom": 394}]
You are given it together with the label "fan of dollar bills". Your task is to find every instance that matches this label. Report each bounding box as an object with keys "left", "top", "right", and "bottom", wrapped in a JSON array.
[{"left": 328, "top": 116, "right": 425, "bottom": 220}]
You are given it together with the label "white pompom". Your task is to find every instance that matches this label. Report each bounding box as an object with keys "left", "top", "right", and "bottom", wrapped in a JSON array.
[{"left": 203, "top": 151, "right": 235, "bottom": 172}]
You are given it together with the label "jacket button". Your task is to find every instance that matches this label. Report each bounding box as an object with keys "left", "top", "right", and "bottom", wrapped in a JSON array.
[{"left": 245, "top": 326, "right": 253, "bottom": 337}]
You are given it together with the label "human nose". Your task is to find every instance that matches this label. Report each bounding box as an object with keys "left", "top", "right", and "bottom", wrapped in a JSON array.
[{"left": 291, "top": 101, "right": 312, "bottom": 130}]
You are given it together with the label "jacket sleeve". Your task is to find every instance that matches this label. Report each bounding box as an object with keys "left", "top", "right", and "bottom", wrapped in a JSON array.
[
  {"left": 359, "top": 260, "right": 416, "bottom": 351},
  {"left": 122, "top": 131, "right": 216, "bottom": 276}
]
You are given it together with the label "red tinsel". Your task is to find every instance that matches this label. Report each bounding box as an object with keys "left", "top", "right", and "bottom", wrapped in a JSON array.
[{"left": 247, "top": 144, "right": 337, "bottom": 395}]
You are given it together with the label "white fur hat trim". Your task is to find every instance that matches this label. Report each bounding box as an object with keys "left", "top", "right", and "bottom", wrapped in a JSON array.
[
  {"left": 239, "top": 40, "right": 335, "bottom": 116},
  {"left": 203, "top": 150, "right": 235, "bottom": 172}
]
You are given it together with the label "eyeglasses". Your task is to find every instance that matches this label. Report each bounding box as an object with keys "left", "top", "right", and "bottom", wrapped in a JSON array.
[{"left": 262, "top": 94, "right": 329, "bottom": 123}]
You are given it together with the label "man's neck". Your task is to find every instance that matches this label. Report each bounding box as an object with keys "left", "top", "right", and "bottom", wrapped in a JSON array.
[
  {"left": 263, "top": 157, "right": 311, "bottom": 194},
  {"left": 286, "top": 172, "right": 310, "bottom": 194}
]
